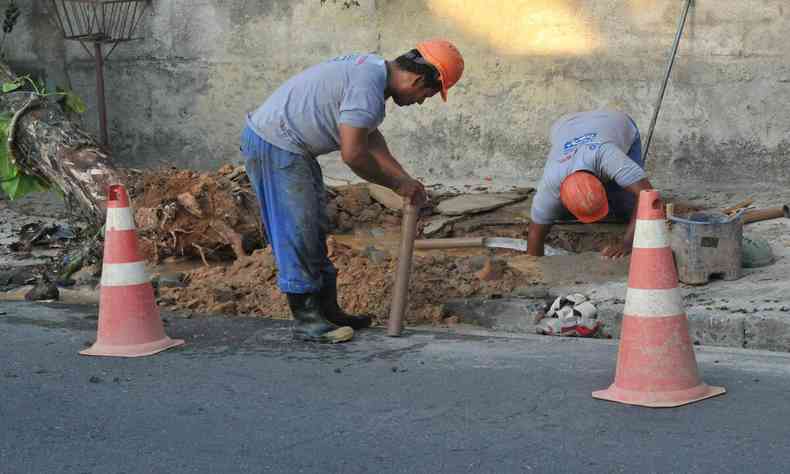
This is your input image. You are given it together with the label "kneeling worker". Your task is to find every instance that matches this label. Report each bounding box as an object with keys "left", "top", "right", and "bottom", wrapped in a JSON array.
[
  {"left": 241, "top": 40, "right": 464, "bottom": 343},
  {"left": 527, "top": 110, "right": 654, "bottom": 258}
]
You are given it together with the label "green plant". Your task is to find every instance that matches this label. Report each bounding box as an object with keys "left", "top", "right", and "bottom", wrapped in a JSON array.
[
  {"left": 0, "top": 75, "right": 85, "bottom": 199},
  {"left": 2, "top": 75, "right": 86, "bottom": 114},
  {"left": 0, "top": 111, "right": 49, "bottom": 199}
]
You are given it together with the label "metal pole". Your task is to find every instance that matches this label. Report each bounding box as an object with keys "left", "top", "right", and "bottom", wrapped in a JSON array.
[
  {"left": 642, "top": 0, "right": 693, "bottom": 162},
  {"left": 387, "top": 202, "right": 419, "bottom": 337},
  {"left": 94, "top": 41, "right": 109, "bottom": 147}
]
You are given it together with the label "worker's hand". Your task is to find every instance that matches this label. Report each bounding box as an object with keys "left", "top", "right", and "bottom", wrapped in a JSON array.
[
  {"left": 392, "top": 177, "right": 428, "bottom": 207},
  {"left": 601, "top": 242, "right": 632, "bottom": 259}
]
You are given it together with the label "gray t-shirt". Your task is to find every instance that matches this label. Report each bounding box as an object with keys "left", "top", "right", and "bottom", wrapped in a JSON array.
[
  {"left": 531, "top": 110, "right": 646, "bottom": 224},
  {"left": 247, "top": 54, "right": 388, "bottom": 157}
]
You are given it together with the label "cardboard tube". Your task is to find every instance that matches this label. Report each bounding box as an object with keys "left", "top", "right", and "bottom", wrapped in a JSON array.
[
  {"left": 387, "top": 203, "right": 419, "bottom": 337},
  {"left": 743, "top": 206, "right": 790, "bottom": 225}
]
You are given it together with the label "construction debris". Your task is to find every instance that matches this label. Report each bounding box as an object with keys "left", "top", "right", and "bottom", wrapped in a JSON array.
[
  {"left": 436, "top": 192, "right": 527, "bottom": 216},
  {"left": 536, "top": 293, "right": 601, "bottom": 337},
  {"left": 367, "top": 183, "right": 404, "bottom": 211}
]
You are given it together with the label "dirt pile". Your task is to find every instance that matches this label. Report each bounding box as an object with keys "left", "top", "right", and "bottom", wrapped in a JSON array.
[
  {"left": 127, "top": 166, "right": 403, "bottom": 263},
  {"left": 158, "top": 239, "right": 531, "bottom": 325},
  {"left": 128, "top": 166, "right": 261, "bottom": 263}
]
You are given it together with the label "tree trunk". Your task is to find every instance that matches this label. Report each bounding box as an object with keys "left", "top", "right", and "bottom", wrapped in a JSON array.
[{"left": 1, "top": 62, "right": 122, "bottom": 228}]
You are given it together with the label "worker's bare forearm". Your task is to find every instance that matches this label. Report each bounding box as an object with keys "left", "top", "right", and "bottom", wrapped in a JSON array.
[
  {"left": 367, "top": 129, "right": 411, "bottom": 185},
  {"left": 623, "top": 178, "right": 654, "bottom": 248},
  {"left": 527, "top": 222, "right": 552, "bottom": 257},
  {"left": 345, "top": 156, "right": 401, "bottom": 189},
  {"left": 340, "top": 127, "right": 409, "bottom": 189}
]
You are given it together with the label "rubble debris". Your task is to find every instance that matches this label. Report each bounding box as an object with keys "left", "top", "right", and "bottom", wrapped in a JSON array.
[
  {"left": 537, "top": 294, "right": 601, "bottom": 337},
  {"left": 367, "top": 183, "right": 404, "bottom": 211},
  {"left": 0, "top": 267, "right": 36, "bottom": 288},
  {"left": 436, "top": 192, "right": 528, "bottom": 216},
  {"left": 9, "top": 222, "right": 77, "bottom": 253},
  {"left": 422, "top": 215, "right": 464, "bottom": 237},
  {"left": 24, "top": 275, "right": 59, "bottom": 301}
]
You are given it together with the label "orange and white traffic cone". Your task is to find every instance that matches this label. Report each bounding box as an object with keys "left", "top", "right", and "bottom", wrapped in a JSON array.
[
  {"left": 592, "top": 190, "right": 725, "bottom": 407},
  {"left": 80, "top": 184, "right": 184, "bottom": 357}
]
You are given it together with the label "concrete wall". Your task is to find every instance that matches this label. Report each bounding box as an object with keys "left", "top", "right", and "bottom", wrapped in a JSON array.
[{"left": 4, "top": 0, "right": 790, "bottom": 187}]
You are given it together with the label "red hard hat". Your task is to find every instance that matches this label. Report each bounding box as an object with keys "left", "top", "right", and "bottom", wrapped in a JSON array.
[
  {"left": 560, "top": 171, "right": 609, "bottom": 223},
  {"left": 416, "top": 39, "right": 464, "bottom": 101}
]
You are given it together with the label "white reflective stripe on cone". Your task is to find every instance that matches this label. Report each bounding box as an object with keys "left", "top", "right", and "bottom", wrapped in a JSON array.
[
  {"left": 624, "top": 288, "right": 685, "bottom": 318},
  {"left": 101, "top": 262, "right": 149, "bottom": 286},
  {"left": 105, "top": 207, "right": 136, "bottom": 231},
  {"left": 632, "top": 219, "right": 669, "bottom": 249}
]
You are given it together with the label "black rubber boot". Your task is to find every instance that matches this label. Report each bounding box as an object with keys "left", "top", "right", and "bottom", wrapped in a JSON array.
[
  {"left": 319, "top": 280, "right": 373, "bottom": 330},
  {"left": 286, "top": 293, "right": 353, "bottom": 343}
]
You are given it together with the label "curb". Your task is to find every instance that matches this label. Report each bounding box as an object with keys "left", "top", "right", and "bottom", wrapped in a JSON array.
[{"left": 444, "top": 297, "right": 790, "bottom": 354}]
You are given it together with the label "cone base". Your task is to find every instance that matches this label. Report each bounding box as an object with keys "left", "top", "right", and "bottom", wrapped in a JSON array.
[
  {"left": 80, "top": 337, "right": 185, "bottom": 358},
  {"left": 592, "top": 383, "right": 726, "bottom": 408}
]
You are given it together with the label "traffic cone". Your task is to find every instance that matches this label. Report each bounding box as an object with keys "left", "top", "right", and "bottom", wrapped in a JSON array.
[
  {"left": 592, "top": 190, "right": 725, "bottom": 407},
  {"left": 80, "top": 184, "right": 184, "bottom": 357}
]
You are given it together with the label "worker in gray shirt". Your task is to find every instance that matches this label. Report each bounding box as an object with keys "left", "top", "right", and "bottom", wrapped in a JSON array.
[
  {"left": 528, "top": 110, "right": 654, "bottom": 258},
  {"left": 241, "top": 40, "right": 464, "bottom": 343}
]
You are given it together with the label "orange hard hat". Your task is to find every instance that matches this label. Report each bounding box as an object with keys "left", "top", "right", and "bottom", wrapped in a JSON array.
[
  {"left": 416, "top": 39, "right": 464, "bottom": 101},
  {"left": 560, "top": 171, "right": 609, "bottom": 223}
]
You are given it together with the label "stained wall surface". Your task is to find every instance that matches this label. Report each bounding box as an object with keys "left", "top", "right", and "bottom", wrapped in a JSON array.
[{"left": 5, "top": 1, "right": 789, "bottom": 186}]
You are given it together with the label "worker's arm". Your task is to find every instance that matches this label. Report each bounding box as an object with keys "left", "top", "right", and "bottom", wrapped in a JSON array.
[
  {"left": 601, "top": 178, "right": 654, "bottom": 258},
  {"left": 339, "top": 125, "right": 427, "bottom": 205},
  {"left": 527, "top": 221, "right": 553, "bottom": 257}
]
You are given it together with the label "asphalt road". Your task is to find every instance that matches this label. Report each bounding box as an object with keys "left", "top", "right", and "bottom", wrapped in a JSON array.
[{"left": 2, "top": 301, "right": 790, "bottom": 474}]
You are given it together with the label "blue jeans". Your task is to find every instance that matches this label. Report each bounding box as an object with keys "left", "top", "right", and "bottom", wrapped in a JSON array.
[
  {"left": 605, "top": 118, "right": 644, "bottom": 220},
  {"left": 240, "top": 126, "right": 336, "bottom": 293}
]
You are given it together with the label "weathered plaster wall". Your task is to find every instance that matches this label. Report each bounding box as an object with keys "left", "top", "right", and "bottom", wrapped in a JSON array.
[{"left": 4, "top": 0, "right": 790, "bottom": 186}]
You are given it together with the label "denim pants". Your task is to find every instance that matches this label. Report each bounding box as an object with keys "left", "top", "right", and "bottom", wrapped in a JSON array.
[
  {"left": 605, "top": 118, "right": 644, "bottom": 220},
  {"left": 240, "top": 126, "right": 336, "bottom": 293}
]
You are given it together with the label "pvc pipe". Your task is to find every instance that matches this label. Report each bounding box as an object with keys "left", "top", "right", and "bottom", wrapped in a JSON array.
[
  {"left": 743, "top": 206, "right": 790, "bottom": 225},
  {"left": 387, "top": 203, "right": 419, "bottom": 337}
]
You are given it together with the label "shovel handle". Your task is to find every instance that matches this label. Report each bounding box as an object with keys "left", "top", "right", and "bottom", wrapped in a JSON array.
[
  {"left": 387, "top": 202, "right": 419, "bottom": 337},
  {"left": 414, "top": 237, "right": 485, "bottom": 250}
]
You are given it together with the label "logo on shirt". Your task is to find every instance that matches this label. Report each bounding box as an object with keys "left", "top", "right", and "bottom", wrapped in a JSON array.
[{"left": 563, "top": 133, "right": 598, "bottom": 152}]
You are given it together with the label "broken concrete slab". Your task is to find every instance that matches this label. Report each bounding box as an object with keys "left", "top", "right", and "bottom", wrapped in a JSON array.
[
  {"left": 437, "top": 193, "right": 527, "bottom": 216},
  {"left": 367, "top": 183, "right": 403, "bottom": 211},
  {"left": 422, "top": 216, "right": 464, "bottom": 237}
]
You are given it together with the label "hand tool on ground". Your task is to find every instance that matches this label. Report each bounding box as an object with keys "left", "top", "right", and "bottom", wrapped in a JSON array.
[
  {"left": 414, "top": 237, "right": 529, "bottom": 251},
  {"left": 742, "top": 205, "right": 790, "bottom": 225},
  {"left": 643, "top": 0, "right": 694, "bottom": 162},
  {"left": 387, "top": 202, "right": 419, "bottom": 337},
  {"left": 723, "top": 198, "right": 754, "bottom": 215},
  {"left": 414, "top": 237, "right": 570, "bottom": 256}
]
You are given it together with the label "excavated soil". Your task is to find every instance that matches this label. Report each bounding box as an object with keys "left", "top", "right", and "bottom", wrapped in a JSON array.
[
  {"left": 126, "top": 166, "right": 403, "bottom": 263},
  {"left": 158, "top": 239, "right": 531, "bottom": 325},
  {"left": 131, "top": 166, "right": 704, "bottom": 326}
]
